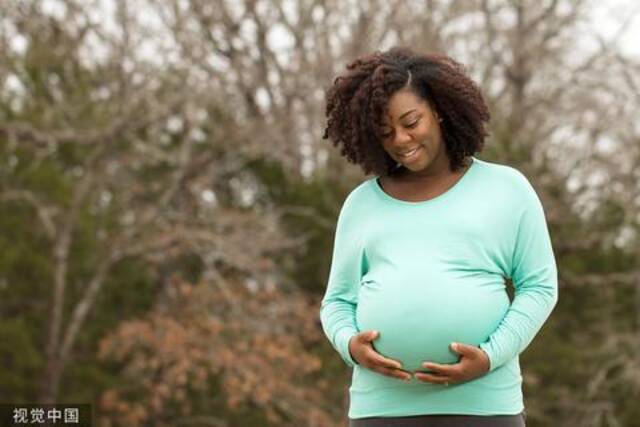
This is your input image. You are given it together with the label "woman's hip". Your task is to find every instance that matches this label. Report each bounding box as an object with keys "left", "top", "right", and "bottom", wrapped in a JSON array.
[{"left": 348, "top": 410, "right": 527, "bottom": 427}]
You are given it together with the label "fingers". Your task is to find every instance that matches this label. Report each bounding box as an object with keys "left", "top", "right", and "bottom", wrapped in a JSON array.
[
  {"left": 360, "top": 330, "right": 379, "bottom": 343},
  {"left": 449, "top": 342, "right": 478, "bottom": 357},
  {"left": 416, "top": 361, "right": 462, "bottom": 385},
  {"left": 358, "top": 349, "right": 408, "bottom": 380},
  {"left": 364, "top": 350, "right": 410, "bottom": 380},
  {"left": 414, "top": 371, "right": 451, "bottom": 385},
  {"left": 369, "top": 351, "right": 403, "bottom": 370},
  {"left": 413, "top": 342, "right": 488, "bottom": 385},
  {"left": 373, "top": 365, "right": 413, "bottom": 381},
  {"left": 422, "top": 362, "right": 458, "bottom": 377},
  {"left": 358, "top": 330, "right": 402, "bottom": 370},
  {"left": 357, "top": 331, "right": 410, "bottom": 380}
]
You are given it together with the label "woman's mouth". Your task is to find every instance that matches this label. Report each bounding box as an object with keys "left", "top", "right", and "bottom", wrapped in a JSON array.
[{"left": 397, "top": 146, "right": 422, "bottom": 161}]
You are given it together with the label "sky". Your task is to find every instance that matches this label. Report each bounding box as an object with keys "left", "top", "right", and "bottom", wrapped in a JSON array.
[
  {"left": 8, "top": 0, "right": 640, "bottom": 63},
  {"left": 591, "top": 0, "right": 640, "bottom": 58}
]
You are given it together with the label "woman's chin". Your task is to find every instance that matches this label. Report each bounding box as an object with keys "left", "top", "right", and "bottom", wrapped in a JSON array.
[
  {"left": 398, "top": 153, "right": 430, "bottom": 172},
  {"left": 402, "top": 160, "right": 429, "bottom": 173}
]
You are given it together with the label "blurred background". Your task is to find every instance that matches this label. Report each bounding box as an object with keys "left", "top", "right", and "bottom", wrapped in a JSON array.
[{"left": 0, "top": 0, "right": 639, "bottom": 426}]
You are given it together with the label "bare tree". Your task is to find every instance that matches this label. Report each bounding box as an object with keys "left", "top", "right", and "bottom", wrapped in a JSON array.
[
  {"left": 0, "top": 0, "right": 294, "bottom": 405},
  {"left": 1, "top": 0, "right": 638, "bottom": 425}
]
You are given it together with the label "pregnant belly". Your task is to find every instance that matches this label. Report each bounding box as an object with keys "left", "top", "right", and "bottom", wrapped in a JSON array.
[{"left": 355, "top": 277, "right": 509, "bottom": 372}]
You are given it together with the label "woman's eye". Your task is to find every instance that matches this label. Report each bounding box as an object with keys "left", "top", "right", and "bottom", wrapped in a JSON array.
[{"left": 406, "top": 120, "right": 419, "bottom": 128}]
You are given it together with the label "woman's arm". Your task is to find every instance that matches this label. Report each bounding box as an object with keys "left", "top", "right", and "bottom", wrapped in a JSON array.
[
  {"left": 319, "top": 192, "right": 365, "bottom": 368},
  {"left": 478, "top": 173, "right": 559, "bottom": 372}
]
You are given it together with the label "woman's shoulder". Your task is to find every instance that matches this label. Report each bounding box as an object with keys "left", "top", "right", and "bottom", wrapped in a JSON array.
[
  {"left": 473, "top": 158, "right": 542, "bottom": 210},
  {"left": 473, "top": 157, "right": 533, "bottom": 189},
  {"left": 341, "top": 178, "right": 378, "bottom": 208},
  {"left": 332, "top": 179, "right": 379, "bottom": 234}
]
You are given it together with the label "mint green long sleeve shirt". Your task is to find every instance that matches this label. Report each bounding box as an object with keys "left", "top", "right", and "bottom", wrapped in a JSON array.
[{"left": 319, "top": 156, "right": 558, "bottom": 418}]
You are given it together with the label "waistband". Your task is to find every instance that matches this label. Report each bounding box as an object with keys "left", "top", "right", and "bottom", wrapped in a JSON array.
[{"left": 349, "top": 410, "right": 527, "bottom": 427}]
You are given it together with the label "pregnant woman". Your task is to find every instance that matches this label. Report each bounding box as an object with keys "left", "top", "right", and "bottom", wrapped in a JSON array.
[{"left": 319, "top": 47, "right": 558, "bottom": 427}]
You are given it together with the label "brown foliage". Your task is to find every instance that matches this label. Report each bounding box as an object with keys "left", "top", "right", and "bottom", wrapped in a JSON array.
[{"left": 97, "top": 276, "right": 337, "bottom": 427}]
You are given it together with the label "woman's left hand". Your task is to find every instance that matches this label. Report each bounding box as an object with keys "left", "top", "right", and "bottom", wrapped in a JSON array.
[{"left": 414, "top": 342, "right": 490, "bottom": 385}]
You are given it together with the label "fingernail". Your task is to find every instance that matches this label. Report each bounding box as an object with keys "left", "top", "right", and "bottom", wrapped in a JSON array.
[{"left": 451, "top": 343, "right": 458, "bottom": 350}]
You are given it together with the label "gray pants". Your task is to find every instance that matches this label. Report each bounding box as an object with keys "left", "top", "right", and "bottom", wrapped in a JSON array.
[{"left": 349, "top": 410, "right": 526, "bottom": 427}]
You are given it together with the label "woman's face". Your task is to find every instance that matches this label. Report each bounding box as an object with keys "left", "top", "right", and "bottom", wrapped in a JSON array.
[{"left": 380, "top": 89, "right": 446, "bottom": 175}]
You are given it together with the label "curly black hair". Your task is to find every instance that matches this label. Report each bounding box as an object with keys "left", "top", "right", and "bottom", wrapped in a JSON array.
[{"left": 323, "top": 47, "right": 490, "bottom": 176}]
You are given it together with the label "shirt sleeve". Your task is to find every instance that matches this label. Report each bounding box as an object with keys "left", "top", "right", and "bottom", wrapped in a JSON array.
[
  {"left": 319, "top": 191, "right": 367, "bottom": 368},
  {"left": 479, "top": 173, "right": 559, "bottom": 372}
]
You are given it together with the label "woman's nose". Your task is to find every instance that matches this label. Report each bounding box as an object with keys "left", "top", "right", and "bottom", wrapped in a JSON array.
[{"left": 393, "top": 129, "right": 412, "bottom": 146}]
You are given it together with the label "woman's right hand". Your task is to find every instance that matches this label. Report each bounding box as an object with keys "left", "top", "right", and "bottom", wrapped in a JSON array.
[{"left": 349, "top": 330, "right": 412, "bottom": 381}]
